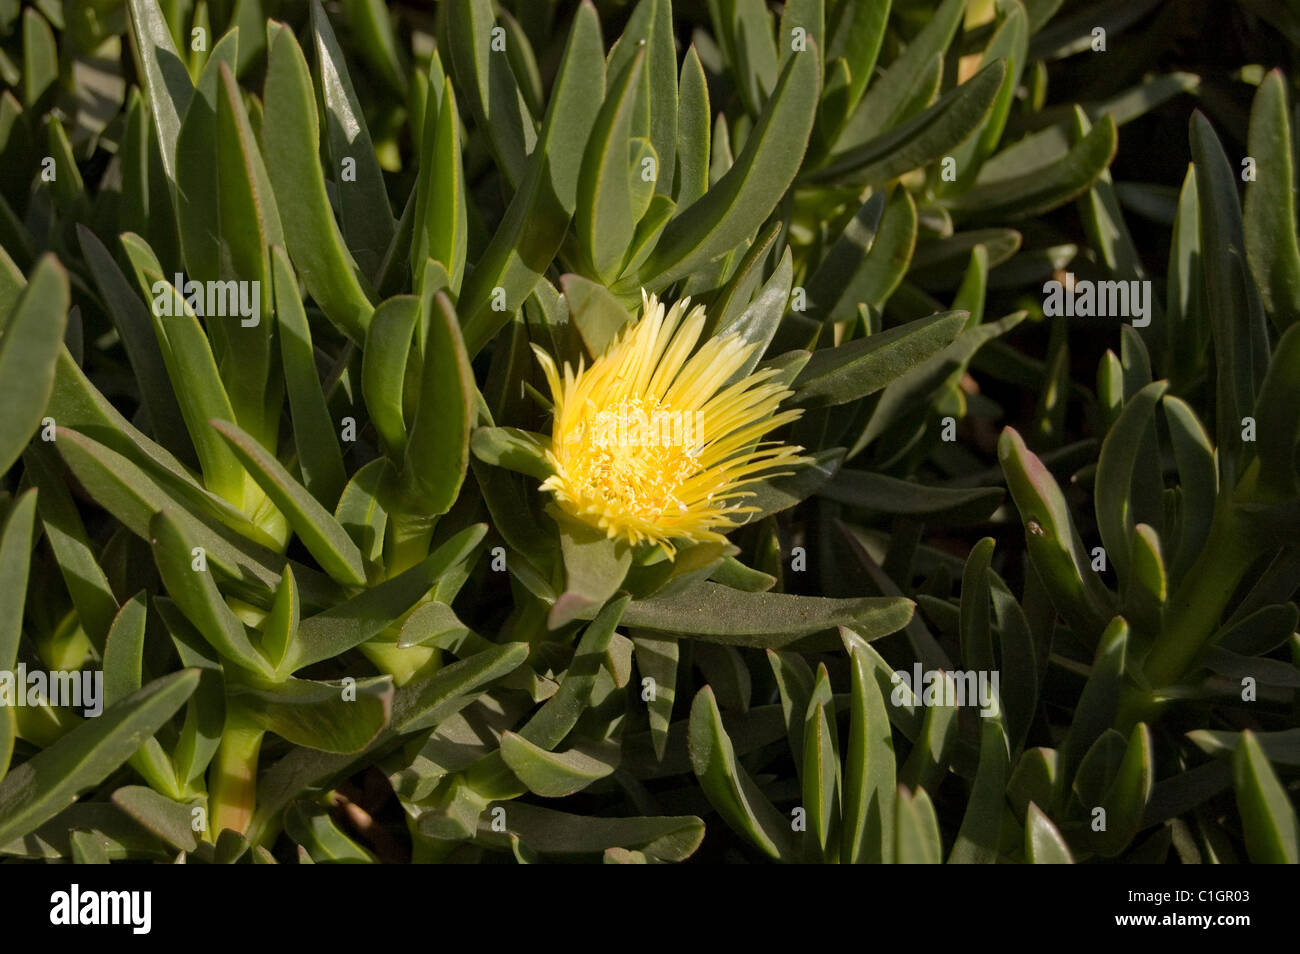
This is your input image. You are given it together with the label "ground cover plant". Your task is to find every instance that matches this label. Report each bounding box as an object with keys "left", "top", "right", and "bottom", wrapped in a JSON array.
[{"left": 0, "top": 0, "right": 1297, "bottom": 864}]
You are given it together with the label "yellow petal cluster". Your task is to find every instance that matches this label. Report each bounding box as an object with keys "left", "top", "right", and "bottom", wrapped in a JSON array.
[{"left": 533, "top": 291, "right": 806, "bottom": 554}]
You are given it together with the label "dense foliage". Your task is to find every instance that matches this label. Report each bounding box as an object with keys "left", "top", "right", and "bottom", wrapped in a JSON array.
[{"left": 0, "top": 0, "right": 1297, "bottom": 864}]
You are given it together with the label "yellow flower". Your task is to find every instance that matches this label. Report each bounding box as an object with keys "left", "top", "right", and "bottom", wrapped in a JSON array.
[{"left": 533, "top": 291, "right": 806, "bottom": 554}]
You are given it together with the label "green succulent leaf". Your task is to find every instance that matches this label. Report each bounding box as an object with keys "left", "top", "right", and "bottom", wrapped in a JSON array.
[
  {"left": 895, "top": 786, "right": 944, "bottom": 864},
  {"left": 575, "top": 49, "right": 645, "bottom": 282},
  {"left": 499, "top": 733, "right": 619, "bottom": 797},
  {"left": 562, "top": 273, "right": 634, "bottom": 357},
  {"left": 1250, "top": 322, "right": 1300, "bottom": 500},
  {"left": 841, "top": 628, "right": 896, "bottom": 864},
  {"left": 1232, "top": 730, "right": 1299, "bottom": 863},
  {"left": 23, "top": 445, "right": 119, "bottom": 648},
  {"left": 551, "top": 515, "right": 633, "bottom": 630},
  {"left": 948, "top": 704, "right": 1010, "bottom": 864},
  {"left": 1162, "top": 395, "right": 1217, "bottom": 579},
  {"left": 823, "top": 471, "right": 1003, "bottom": 524},
  {"left": 54, "top": 426, "right": 284, "bottom": 594},
  {"left": 633, "top": 634, "right": 678, "bottom": 761},
  {"left": 620, "top": 582, "right": 913, "bottom": 649},
  {"left": 815, "top": 60, "right": 1006, "bottom": 186},
  {"left": 445, "top": 0, "right": 536, "bottom": 189},
  {"left": 286, "top": 799, "right": 377, "bottom": 862},
  {"left": 149, "top": 508, "right": 276, "bottom": 677},
  {"left": 840, "top": 0, "right": 965, "bottom": 146},
  {"left": 689, "top": 685, "right": 796, "bottom": 861},
  {"left": 1093, "top": 722, "right": 1154, "bottom": 857},
  {"left": 471, "top": 427, "right": 553, "bottom": 482},
  {"left": 231, "top": 676, "right": 393, "bottom": 754},
  {"left": 634, "top": 38, "right": 821, "bottom": 290},
  {"left": 1190, "top": 110, "right": 1270, "bottom": 488},
  {"left": 795, "top": 311, "right": 968, "bottom": 409},
  {"left": 1059, "top": 617, "right": 1128, "bottom": 791},
  {"left": 111, "top": 786, "right": 201, "bottom": 854},
  {"left": 211, "top": 419, "right": 368, "bottom": 587},
  {"left": 457, "top": 2, "right": 604, "bottom": 356},
  {"left": 1095, "top": 381, "right": 1167, "bottom": 586},
  {"left": 76, "top": 226, "right": 189, "bottom": 458},
  {"left": 525, "top": 595, "right": 628, "bottom": 750},
  {"left": 1243, "top": 70, "right": 1300, "bottom": 332},
  {"left": 398, "top": 294, "right": 475, "bottom": 519},
  {"left": 801, "top": 663, "right": 842, "bottom": 859},
  {"left": 999, "top": 426, "right": 1113, "bottom": 637},
  {"left": 0, "top": 255, "right": 68, "bottom": 475},
  {"left": 0, "top": 670, "right": 199, "bottom": 846},
  {"left": 478, "top": 802, "right": 703, "bottom": 862},
  {"left": 1025, "top": 802, "right": 1073, "bottom": 863},
  {"left": 824, "top": 0, "right": 888, "bottom": 120},
  {"left": 125, "top": 0, "right": 193, "bottom": 184},
  {"left": 411, "top": 79, "right": 468, "bottom": 294},
  {"left": 0, "top": 489, "right": 36, "bottom": 780},
  {"left": 273, "top": 247, "right": 347, "bottom": 509},
  {"left": 311, "top": 0, "right": 395, "bottom": 281},
  {"left": 263, "top": 19, "right": 373, "bottom": 342},
  {"left": 286, "top": 524, "right": 487, "bottom": 673},
  {"left": 674, "top": 45, "right": 710, "bottom": 207},
  {"left": 362, "top": 295, "right": 421, "bottom": 459},
  {"left": 945, "top": 112, "right": 1117, "bottom": 222}
]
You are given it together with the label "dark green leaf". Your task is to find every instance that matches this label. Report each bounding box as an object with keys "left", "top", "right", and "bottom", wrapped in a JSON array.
[
  {"left": 0, "top": 256, "right": 68, "bottom": 474},
  {"left": 263, "top": 21, "right": 373, "bottom": 342},
  {"left": 795, "top": 311, "right": 968, "bottom": 409}
]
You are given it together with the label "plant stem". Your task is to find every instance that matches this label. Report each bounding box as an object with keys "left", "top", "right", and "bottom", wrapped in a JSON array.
[
  {"left": 387, "top": 510, "right": 436, "bottom": 575},
  {"left": 360, "top": 510, "right": 443, "bottom": 685},
  {"left": 209, "top": 717, "right": 265, "bottom": 838}
]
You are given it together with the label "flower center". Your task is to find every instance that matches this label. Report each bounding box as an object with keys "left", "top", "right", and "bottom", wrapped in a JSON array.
[{"left": 561, "top": 396, "right": 705, "bottom": 520}]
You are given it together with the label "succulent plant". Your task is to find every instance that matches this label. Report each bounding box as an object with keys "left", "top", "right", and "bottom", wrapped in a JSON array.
[{"left": 0, "top": 0, "right": 1295, "bottom": 867}]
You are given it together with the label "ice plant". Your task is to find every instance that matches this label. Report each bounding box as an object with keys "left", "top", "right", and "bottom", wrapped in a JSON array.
[
  {"left": 532, "top": 292, "right": 806, "bottom": 554},
  {"left": 1, "top": 0, "right": 1295, "bottom": 870}
]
